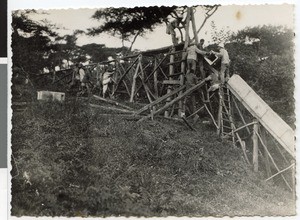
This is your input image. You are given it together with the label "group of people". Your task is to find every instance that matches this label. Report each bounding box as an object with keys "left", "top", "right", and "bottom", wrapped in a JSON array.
[
  {"left": 184, "top": 40, "right": 231, "bottom": 92},
  {"left": 69, "top": 63, "right": 90, "bottom": 95},
  {"left": 180, "top": 41, "right": 231, "bottom": 117},
  {"left": 69, "top": 39, "right": 230, "bottom": 101},
  {"left": 166, "top": 13, "right": 230, "bottom": 91},
  {"left": 69, "top": 63, "right": 114, "bottom": 98}
]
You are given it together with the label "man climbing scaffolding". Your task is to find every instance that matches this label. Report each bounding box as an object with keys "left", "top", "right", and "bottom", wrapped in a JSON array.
[
  {"left": 183, "top": 42, "right": 209, "bottom": 117},
  {"left": 166, "top": 14, "right": 185, "bottom": 45},
  {"left": 206, "top": 42, "right": 230, "bottom": 92},
  {"left": 186, "top": 42, "right": 208, "bottom": 75}
]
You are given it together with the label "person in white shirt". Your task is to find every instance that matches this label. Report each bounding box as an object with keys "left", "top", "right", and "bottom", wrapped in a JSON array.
[
  {"left": 211, "top": 42, "right": 230, "bottom": 83},
  {"left": 78, "top": 64, "right": 90, "bottom": 95},
  {"left": 186, "top": 43, "right": 207, "bottom": 74},
  {"left": 205, "top": 42, "right": 230, "bottom": 92}
]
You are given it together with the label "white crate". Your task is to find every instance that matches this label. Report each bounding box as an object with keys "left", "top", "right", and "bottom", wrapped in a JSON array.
[{"left": 37, "top": 91, "right": 65, "bottom": 102}]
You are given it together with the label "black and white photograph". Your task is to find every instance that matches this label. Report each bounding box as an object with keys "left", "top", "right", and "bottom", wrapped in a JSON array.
[{"left": 10, "top": 3, "right": 296, "bottom": 217}]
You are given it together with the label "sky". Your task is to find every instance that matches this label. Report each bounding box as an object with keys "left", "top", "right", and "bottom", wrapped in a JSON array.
[{"left": 27, "top": 4, "right": 294, "bottom": 51}]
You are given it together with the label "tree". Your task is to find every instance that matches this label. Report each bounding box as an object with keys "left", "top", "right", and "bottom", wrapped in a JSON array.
[
  {"left": 49, "top": 30, "right": 87, "bottom": 69},
  {"left": 210, "top": 21, "right": 233, "bottom": 44},
  {"left": 88, "top": 6, "right": 178, "bottom": 50},
  {"left": 80, "top": 43, "right": 125, "bottom": 63},
  {"left": 12, "top": 10, "right": 58, "bottom": 74},
  {"left": 225, "top": 25, "right": 294, "bottom": 124},
  {"left": 88, "top": 5, "right": 219, "bottom": 52}
]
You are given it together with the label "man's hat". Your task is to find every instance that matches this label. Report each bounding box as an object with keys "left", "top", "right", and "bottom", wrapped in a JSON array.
[{"left": 218, "top": 42, "right": 225, "bottom": 48}]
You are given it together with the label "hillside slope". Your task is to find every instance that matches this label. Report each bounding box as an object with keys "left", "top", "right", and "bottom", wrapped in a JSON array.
[{"left": 11, "top": 100, "right": 295, "bottom": 217}]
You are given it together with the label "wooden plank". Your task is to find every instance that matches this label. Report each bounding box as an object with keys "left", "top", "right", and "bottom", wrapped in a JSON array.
[
  {"left": 92, "top": 113, "right": 143, "bottom": 120},
  {"left": 228, "top": 74, "right": 295, "bottom": 158},
  {"left": 260, "top": 128, "right": 272, "bottom": 180},
  {"left": 190, "top": 7, "right": 199, "bottom": 44},
  {"left": 141, "top": 44, "right": 183, "bottom": 56},
  {"left": 165, "top": 50, "right": 175, "bottom": 117},
  {"left": 182, "top": 117, "right": 196, "bottom": 131},
  {"left": 162, "top": 80, "right": 181, "bottom": 85},
  {"left": 253, "top": 120, "right": 259, "bottom": 172},
  {"left": 165, "top": 60, "right": 184, "bottom": 66},
  {"left": 122, "top": 80, "right": 131, "bottom": 96},
  {"left": 220, "top": 93, "right": 250, "bottom": 164},
  {"left": 169, "top": 72, "right": 183, "bottom": 77},
  {"left": 90, "top": 103, "right": 135, "bottom": 114},
  {"left": 129, "top": 59, "right": 141, "bottom": 102},
  {"left": 233, "top": 98, "right": 251, "bottom": 134},
  {"left": 233, "top": 121, "right": 256, "bottom": 134},
  {"left": 134, "top": 85, "right": 186, "bottom": 115},
  {"left": 139, "top": 79, "right": 206, "bottom": 122},
  {"left": 139, "top": 61, "right": 153, "bottom": 103},
  {"left": 186, "top": 105, "right": 205, "bottom": 119},
  {"left": 255, "top": 130, "right": 292, "bottom": 191},
  {"left": 93, "top": 95, "right": 133, "bottom": 110},
  {"left": 154, "top": 58, "right": 159, "bottom": 97},
  {"left": 265, "top": 163, "right": 294, "bottom": 182},
  {"left": 134, "top": 55, "right": 168, "bottom": 96},
  {"left": 112, "top": 55, "right": 140, "bottom": 96},
  {"left": 204, "top": 104, "right": 218, "bottom": 129},
  {"left": 144, "top": 54, "right": 168, "bottom": 83}
]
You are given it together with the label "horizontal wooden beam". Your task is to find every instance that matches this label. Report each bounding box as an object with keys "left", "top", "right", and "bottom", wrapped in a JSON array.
[
  {"left": 166, "top": 60, "right": 184, "bottom": 66},
  {"left": 134, "top": 86, "right": 186, "bottom": 115},
  {"left": 93, "top": 95, "right": 133, "bottom": 110},
  {"left": 233, "top": 121, "right": 257, "bottom": 134},
  {"left": 265, "top": 163, "right": 295, "bottom": 182},
  {"left": 139, "top": 80, "right": 206, "bottom": 121},
  {"left": 90, "top": 103, "right": 135, "bottom": 114},
  {"left": 162, "top": 80, "right": 181, "bottom": 85}
]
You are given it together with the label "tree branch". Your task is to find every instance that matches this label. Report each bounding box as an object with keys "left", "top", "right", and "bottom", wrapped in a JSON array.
[
  {"left": 128, "top": 30, "right": 141, "bottom": 53},
  {"left": 196, "top": 5, "right": 219, "bottom": 35}
]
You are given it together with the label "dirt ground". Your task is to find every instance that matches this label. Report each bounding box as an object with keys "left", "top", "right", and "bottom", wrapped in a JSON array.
[{"left": 10, "top": 98, "right": 296, "bottom": 217}]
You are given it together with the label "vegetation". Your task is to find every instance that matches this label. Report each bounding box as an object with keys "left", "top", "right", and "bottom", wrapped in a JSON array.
[
  {"left": 227, "top": 25, "right": 295, "bottom": 125},
  {"left": 11, "top": 6, "right": 295, "bottom": 217},
  {"left": 11, "top": 101, "right": 295, "bottom": 216},
  {"left": 11, "top": 10, "right": 127, "bottom": 76},
  {"left": 89, "top": 5, "right": 219, "bottom": 51}
]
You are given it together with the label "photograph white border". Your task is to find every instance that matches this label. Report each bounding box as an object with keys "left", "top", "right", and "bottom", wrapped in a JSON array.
[{"left": 6, "top": 1, "right": 299, "bottom": 219}]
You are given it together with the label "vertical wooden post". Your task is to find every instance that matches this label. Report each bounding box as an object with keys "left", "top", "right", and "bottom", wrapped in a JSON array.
[
  {"left": 179, "top": 7, "right": 191, "bottom": 117},
  {"left": 190, "top": 7, "right": 199, "bottom": 45},
  {"left": 130, "top": 59, "right": 141, "bottom": 102},
  {"left": 252, "top": 119, "right": 259, "bottom": 172},
  {"left": 154, "top": 57, "right": 159, "bottom": 97},
  {"left": 261, "top": 128, "right": 272, "bottom": 179},
  {"left": 233, "top": 98, "right": 251, "bottom": 134},
  {"left": 291, "top": 160, "right": 295, "bottom": 202},
  {"left": 164, "top": 51, "right": 175, "bottom": 117},
  {"left": 217, "top": 89, "right": 223, "bottom": 136}
]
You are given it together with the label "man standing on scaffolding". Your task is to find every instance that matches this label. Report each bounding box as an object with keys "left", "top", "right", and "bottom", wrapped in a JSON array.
[
  {"left": 206, "top": 42, "right": 230, "bottom": 92},
  {"left": 186, "top": 42, "right": 207, "bottom": 76},
  {"left": 211, "top": 42, "right": 230, "bottom": 84},
  {"left": 184, "top": 42, "right": 208, "bottom": 116},
  {"left": 166, "top": 14, "right": 185, "bottom": 45}
]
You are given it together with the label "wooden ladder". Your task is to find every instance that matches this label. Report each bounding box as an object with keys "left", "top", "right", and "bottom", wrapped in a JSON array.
[
  {"left": 164, "top": 48, "right": 185, "bottom": 117},
  {"left": 218, "top": 85, "right": 235, "bottom": 144}
]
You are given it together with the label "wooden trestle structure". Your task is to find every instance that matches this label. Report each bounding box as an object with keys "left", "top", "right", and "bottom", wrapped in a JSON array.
[
  {"left": 83, "top": 47, "right": 295, "bottom": 193},
  {"left": 36, "top": 7, "right": 295, "bottom": 193}
]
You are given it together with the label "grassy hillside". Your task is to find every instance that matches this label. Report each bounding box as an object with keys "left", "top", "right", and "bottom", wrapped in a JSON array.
[{"left": 11, "top": 99, "right": 295, "bottom": 217}]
